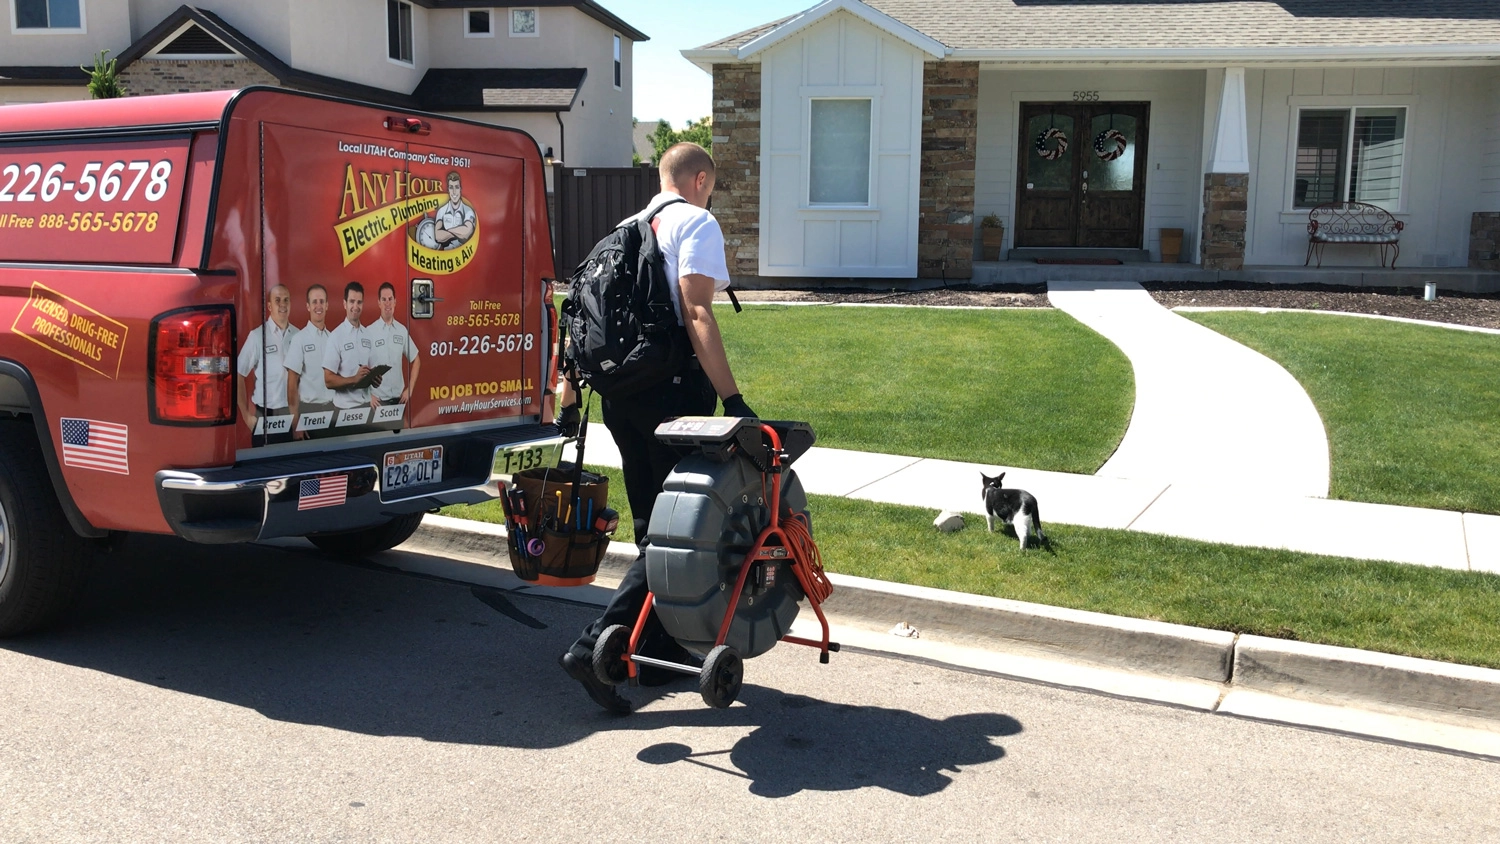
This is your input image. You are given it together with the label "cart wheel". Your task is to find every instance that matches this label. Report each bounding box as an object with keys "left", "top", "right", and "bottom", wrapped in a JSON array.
[
  {"left": 699, "top": 645, "right": 743, "bottom": 709},
  {"left": 592, "top": 624, "right": 632, "bottom": 686}
]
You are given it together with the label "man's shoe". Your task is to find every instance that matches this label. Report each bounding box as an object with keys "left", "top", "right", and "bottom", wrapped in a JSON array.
[{"left": 559, "top": 652, "right": 631, "bottom": 715}]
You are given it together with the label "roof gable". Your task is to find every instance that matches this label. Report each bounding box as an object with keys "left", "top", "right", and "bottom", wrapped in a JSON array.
[{"left": 736, "top": 0, "right": 947, "bottom": 60}]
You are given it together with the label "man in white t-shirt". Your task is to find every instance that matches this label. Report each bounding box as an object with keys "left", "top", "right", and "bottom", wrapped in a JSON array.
[
  {"left": 284, "top": 283, "right": 335, "bottom": 440},
  {"left": 236, "top": 283, "right": 297, "bottom": 444},
  {"left": 559, "top": 142, "right": 757, "bottom": 714},
  {"left": 370, "top": 281, "right": 421, "bottom": 411},
  {"left": 323, "top": 281, "right": 378, "bottom": 411}
]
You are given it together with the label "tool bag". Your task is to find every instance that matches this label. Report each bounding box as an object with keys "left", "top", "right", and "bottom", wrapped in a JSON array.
[{"left": 502, "top": 463, "right": 613, "bottom": 586}]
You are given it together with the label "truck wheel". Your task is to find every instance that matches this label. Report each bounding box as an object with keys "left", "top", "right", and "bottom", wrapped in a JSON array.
[
  {"left": 0, "top": 420, "right": 92, "bottom": 638},
  {"left": 308, "top": 512, "right": 426, "bottom": 559}
]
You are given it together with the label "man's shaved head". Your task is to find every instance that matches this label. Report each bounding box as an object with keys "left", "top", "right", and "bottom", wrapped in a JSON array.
[{"left": 659, "top": 142, "right": 715, "bottom": 188}]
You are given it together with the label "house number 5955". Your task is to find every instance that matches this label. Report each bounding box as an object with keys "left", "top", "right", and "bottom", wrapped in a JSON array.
[{"left": 1072, "top": 91, "right": 1100, "bottom": 102}]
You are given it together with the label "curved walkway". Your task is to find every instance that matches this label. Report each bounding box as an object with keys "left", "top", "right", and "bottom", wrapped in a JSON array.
[{"left": 1048, "top": 280, "right": 1330, "bottom": 498}]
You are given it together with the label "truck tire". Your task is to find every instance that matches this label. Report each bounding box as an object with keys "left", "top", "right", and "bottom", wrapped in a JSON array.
[
  {"left": 0, "top": 420, "right": 92, "bottom": 637},
  {"left": 308, "top": 511, "right": 426, "bottom": 558}
]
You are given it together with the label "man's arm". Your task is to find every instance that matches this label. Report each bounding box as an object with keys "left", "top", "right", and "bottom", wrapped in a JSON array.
[
  {"left": 236, "top": 376, "right": 257, "bottom": 431},
  {"left": 678, "top": 273, "right": 739, "bottom": 401},
  {"left": 286, "top": 371, "right": 303, "bottom": 438},
  {"left": 401, "top": 354, "right": 421, "bottom": 404},
  {"left": 324, "top": 365, "right": 370, "bottom": 390}
]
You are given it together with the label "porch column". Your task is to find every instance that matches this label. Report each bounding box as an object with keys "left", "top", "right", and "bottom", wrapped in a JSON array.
[
  {"left": 1471, "top": 68, "right": 1500, "bottom": 271},
  {"left": 919, "top": 61, "right": 979, "bottom": 280},
  {"left": 1202, "top": 66, "right": 1250, "bottom": 271}
]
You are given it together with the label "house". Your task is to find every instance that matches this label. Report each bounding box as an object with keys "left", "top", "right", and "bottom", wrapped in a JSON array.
[
  {"left": 0, "top": 1, "right": 647, "bottom": 167},
  {"left": 684, "top": 0, "right": 1500, "bottom": 284}
]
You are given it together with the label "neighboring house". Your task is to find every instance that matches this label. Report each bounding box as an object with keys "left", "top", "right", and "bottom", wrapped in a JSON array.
[
  {"left": 0, "top": 0, "right": 646, "bottom": 167},
  {"left": 632, "top": 117, "right": 659, "bottom": 163},
  {"left": 685, "top": 0, "right": 1500, "bottom": 281}
]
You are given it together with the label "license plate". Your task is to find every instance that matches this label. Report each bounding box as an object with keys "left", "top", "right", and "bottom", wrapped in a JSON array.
[
  {"left": 496, "top": 441, "right": 562, "bottom": 475},
  {"left": 383, "top": 445, "right": 443, "bottom": 493}
]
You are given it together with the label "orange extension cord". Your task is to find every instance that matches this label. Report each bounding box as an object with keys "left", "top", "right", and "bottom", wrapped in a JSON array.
[{"left": 781, "top": 512, "right": 833, "bottom": 605}]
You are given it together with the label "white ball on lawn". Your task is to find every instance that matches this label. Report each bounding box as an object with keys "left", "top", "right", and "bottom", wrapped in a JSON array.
[{"left": 933, "top": 511, "right": 965, "bottom": 533}]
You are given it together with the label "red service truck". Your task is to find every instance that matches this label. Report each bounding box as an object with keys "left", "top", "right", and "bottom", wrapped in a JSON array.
[{"left": 0, "top": 87, "right": 564, "bottom": 635}]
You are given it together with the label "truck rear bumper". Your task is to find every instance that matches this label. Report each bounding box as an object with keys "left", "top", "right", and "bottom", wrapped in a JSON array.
[{"left": 155, "top": 425, "right": 564, "bottom": 544}]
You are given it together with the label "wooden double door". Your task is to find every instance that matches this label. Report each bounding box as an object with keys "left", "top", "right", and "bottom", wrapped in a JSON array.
[{"left": 1014, "top": 102, "right": 1150, "bottom": 249}]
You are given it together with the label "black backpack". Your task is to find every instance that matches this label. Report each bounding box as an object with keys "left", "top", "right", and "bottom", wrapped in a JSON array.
[{"left": 561, "top": 198, "right": 688, "bottom": 398}]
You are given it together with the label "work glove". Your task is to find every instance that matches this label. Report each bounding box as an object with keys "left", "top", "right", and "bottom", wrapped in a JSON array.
[
  {"left": 555, "top": 403, "right": 581, "bottom": 437},
  {"left": 721, "top": 393, "right": 757, "bottom": 420}
]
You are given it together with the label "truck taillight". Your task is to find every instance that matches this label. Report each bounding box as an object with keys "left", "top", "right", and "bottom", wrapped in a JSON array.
[{"left": 150, "top": 307, "right": 234, "bottom": 425}]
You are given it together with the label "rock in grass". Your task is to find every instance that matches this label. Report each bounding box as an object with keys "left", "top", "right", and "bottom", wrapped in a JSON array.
[{"left": 933, "top": 511, "right": 965, "bottom": 533}]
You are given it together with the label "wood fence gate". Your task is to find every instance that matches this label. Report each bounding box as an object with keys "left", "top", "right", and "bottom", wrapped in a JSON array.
[{"left": 551, "top": 163, "right": 659, "bottom": 279}]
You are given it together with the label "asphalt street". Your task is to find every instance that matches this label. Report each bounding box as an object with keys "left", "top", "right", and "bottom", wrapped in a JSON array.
[{"left": 0, "top": 536, "right": 1496, "bottom": 843}]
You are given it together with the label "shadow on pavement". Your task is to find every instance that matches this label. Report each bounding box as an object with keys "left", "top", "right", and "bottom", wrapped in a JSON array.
[
  {"left": 639, "top": 692, "right": 1023, "bottom": 797},
  {"left": 4, "top": 533, "right": 1022, "bottom": 793}
]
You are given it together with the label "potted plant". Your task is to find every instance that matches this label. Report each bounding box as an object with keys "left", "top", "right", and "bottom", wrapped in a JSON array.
[{"left": 980, "top": 213, "right": 1005, "bottom": 261}]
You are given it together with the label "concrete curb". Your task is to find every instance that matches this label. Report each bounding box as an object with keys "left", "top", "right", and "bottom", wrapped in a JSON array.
[
  {"left": 1231, "top": 635, "right": 1500, "bottom": 729},
  {"left": 409, "top": 515, "right": 1500, "bottom": 748}
]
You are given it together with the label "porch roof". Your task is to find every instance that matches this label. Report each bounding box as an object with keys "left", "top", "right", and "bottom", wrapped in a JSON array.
[{"left": 691, "top": 1, "right": 1500, "bottom": 66}]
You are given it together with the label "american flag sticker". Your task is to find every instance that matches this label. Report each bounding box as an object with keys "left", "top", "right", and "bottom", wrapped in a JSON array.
[
  {"left": 59, "top": 418, "right": 129, "bottom": 475},
  {"left": 298, "top": 475, "right": 348, "bottom": 510}
]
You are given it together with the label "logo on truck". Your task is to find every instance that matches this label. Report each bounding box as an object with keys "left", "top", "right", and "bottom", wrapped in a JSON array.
[{"left": 334, "top": 164, "right": 478, "bottom": 275}]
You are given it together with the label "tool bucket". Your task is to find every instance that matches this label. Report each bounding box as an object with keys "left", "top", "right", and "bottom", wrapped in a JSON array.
[{"left": 505, "top": 463, "right": 610, "bottom": 586}]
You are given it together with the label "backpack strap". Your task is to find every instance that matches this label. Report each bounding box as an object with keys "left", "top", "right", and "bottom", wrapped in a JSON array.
[{"left": 643, "top": 197, "right": 742, "bottom": 314}]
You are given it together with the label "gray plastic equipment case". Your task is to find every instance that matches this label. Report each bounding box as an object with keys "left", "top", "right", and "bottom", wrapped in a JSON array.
[{"left": 645, "top": 453, "right": 808, "bottom": 658}]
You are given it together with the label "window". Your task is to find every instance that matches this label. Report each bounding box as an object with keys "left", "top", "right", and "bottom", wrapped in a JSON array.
[
  {"left": 466, "top": 9, "right": 491, "bottom": 37},
  {"left": 387, "top": 0, "right": 413, "bottom": 63},
  {"left": 14, "top": 0, "right": 82, "bottom": 30},
  {"left": 510, "top": 8, "right": 537, "bottom": 36},
  {"left": 1294, "top": 107, "right": 1406, "bottom": 210},
  {"left": 613, "top": 34, "right": 621, "bottom": 89},
  {"left": 809, "top": 99, "right": 872, "bottom": 205}
]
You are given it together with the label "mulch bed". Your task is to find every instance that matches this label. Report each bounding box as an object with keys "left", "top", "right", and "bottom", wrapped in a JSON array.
[{"left": 727, "top": 282, "right": 1500, "bottom": 330}]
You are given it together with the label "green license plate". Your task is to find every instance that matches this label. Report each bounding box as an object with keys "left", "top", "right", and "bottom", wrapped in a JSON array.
[{"left": 495, "top": 441, "right": 562, "bottom": 475}]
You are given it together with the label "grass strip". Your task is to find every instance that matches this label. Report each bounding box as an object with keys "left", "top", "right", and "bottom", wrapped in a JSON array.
[
  {"left": 1185, "top": 311, "right": 1500, "bottom": 514},
  {"left": 444, "top": 485, "right": 1500, "bottom": 669},
  {"left": 571, "top": 304, "right": 1134, "bottom": 475}
]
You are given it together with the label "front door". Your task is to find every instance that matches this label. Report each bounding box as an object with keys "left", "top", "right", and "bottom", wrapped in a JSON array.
[{"left": 1015, "top": 102, "right": 1150, "bottom": 249}]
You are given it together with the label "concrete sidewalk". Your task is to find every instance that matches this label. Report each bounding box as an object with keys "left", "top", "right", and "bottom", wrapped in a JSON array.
[{"left": 562, "top": 281, "right": 1498, "bottom": 575}]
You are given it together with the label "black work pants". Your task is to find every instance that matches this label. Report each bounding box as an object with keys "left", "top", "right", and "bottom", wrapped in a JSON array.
[{"left": 567, "top": 365, "right": 716, "bottom": 662}]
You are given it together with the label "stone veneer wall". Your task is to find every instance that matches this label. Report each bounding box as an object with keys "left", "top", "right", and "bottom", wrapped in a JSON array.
[
  {"left": 119, "top": 60, "right": 278, "bottom": 96},
  {"left": 1201, "top": 173, "right": 1248, "bottom": 271},
  {"left": 711, "top": 64, "right": 761, "bottom": 279},
  {"left": 919, "top": 62, "right": 978, "bottom": 279},
  {"left": 1471, "top": 213, "right": 1500, "bottom": 271}
]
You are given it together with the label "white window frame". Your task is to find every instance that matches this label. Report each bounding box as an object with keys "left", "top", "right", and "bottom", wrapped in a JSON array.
[
  {"left": 613, "top": 33, "right": 621, "bottom": 90},
  {"left": 1285, "top": 97, "right": 1414, "bottom": 214},
  {"left": 386, "top": 0, "right": 414, "bottom": 67},
  {"left": 804, "top": 93, "right": 878, "bottom": 209},
  {"left": 509, "top": 7, "right": 538, "bottom": 37},
  {"left": 10, "top": 0, "right": 86, "bottom": 34},
  {"left": 464, "top": 8, "right": 493, "bottom": 38}
]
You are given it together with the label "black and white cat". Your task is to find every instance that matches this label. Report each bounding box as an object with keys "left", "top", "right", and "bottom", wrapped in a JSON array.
[{"left": 980, "top": 472, "right": 1045, "bottom": 551}]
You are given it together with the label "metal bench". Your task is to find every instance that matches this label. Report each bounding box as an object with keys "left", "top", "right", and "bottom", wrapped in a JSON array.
[{"left": 1305, "top": 201, "right": 1404, "bottom": 268}]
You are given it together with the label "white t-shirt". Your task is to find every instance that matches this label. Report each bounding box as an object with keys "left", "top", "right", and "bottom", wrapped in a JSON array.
[
  {"left": 237, "top": 319, "right": 297, "bottom": 410},
  {"left": 323, "top": 320, "right": 372, "bottom": 408},
  {"left": 369, "top": 318, "right": 418, "bottom": 402},
  {"left": 283, "top": 323, "right": 334, "bottom": 405},
  {"left": 626, "top": 192, "right": 731, "bottom": 324}
]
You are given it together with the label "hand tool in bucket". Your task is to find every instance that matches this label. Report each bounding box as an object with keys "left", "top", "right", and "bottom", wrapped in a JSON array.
[{"left": 589, "top": 415, "right": 837, "bottom": 709}]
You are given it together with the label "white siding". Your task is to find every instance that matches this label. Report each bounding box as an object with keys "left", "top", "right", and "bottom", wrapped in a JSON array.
[
  {"left": 758, "top": 11, "right": 924, "bottom": 277},
  {"left": 1245, "top": 66, "right": 1489, "bottom": 267},
  {"left": 974, "top": 68, "right": 1205, "bottom": 260},
  {"left": 1480, "top": 67, "right": 1500, "bottom": 213}
]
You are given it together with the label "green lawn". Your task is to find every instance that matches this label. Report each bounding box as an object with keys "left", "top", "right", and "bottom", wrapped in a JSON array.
[
  {"left": 714, "top": 304, "right": 1134, "bottom": 473},
  {"left": 443, "top": 487, "right": 1500, "bottom": 668},
  {"left": 1185, "top": 311, "right": 1500, "bottom": 514}
]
